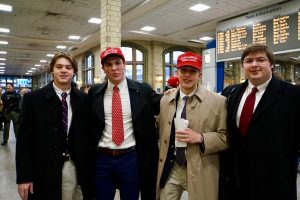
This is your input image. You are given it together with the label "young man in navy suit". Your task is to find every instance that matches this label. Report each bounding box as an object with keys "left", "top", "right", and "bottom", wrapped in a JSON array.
[
  {"left": 16, "top": 52, "right": 94, "bottom": 200},
  {"left": 223, "top": 43, "right": 300, "bottom": 200},
  {"left": 88, "top": 47, "right": 161, "bottom": 200}
]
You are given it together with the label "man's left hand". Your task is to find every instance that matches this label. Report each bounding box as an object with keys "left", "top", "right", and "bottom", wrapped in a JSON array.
[{"left": 175, "top": 128, "right": 204, "bottom": 144}]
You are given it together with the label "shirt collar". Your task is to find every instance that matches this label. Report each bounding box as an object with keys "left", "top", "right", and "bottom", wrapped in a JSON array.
[
  {"left": 248, "top": 76, "right": 271, "bottom": 92},
  {"left": 179, "top": 87, "right": 197, "bottom": 101},
  {"left": 107, "top": 78, "right": 127, "bottom": 91},
  {"left": 53, "top": 82, "right": 71, "bottom": 96}
]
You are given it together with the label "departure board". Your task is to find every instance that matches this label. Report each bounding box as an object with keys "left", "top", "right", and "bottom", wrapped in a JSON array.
[{"left": 216, "top": 1, "right": 300, "bottom": 61}]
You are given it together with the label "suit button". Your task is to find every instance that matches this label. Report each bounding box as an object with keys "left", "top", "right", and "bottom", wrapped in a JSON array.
[
  {"left": 168, "top": 121, "right": 171, "bottom": 125},
  {"left": 159, "top": 158, "right": 163, "bottom": 162},
  {"left": 164, "top": 140, "right": 167, "bottom": 144}
]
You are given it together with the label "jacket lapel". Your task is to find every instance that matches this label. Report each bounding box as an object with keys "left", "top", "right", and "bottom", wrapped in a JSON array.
[
  {"left": 95, "top": 83, "right": 107, "bottom": 123},
  {"left": 127, "top": 78, "right": 146, "bottom": 121},
  {"left": 251, "top": 77, "right": 281, "bottom": 123}
]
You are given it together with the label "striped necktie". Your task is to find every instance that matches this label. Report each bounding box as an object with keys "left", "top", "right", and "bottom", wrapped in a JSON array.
[{"left": 61, "top": 92, "right": 68, "bottom": 133}]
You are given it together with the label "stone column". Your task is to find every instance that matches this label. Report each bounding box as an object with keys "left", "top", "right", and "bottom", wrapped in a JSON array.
[{"left": 97, "top": 0, "right": 121, "bottom": 82}]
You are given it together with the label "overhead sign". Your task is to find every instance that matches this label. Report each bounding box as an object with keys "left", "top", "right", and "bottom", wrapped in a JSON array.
[{"left": 216, "top": 1, "right": 300, "bottom": 61}]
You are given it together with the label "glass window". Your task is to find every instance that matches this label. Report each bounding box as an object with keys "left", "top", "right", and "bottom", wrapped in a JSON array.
[
  {"left": 136, "top": 65, "right": 143, "bottom": 82},
  {"left": 83, "top": 53, "right": 94, "bottom": 84},
  {"left": 126, "top": 65, "right": 133, "bottom": 79},
  {"left": 121, "top": 46, "right": 145, "bottom": 82},
  {"left": 163, "top": 50, "right": 185, "bottom": 86}
]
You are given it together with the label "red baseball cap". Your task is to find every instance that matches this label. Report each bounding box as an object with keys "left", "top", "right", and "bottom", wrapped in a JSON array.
[
  {"left": 167, "top": 76, "right": 179, "bottom": 88},
  {"left": 177, "top": 52, "right": 202, "bottom": 70},
  {"left": 100, "top": 47, "right": 125, "bottom": 65}
]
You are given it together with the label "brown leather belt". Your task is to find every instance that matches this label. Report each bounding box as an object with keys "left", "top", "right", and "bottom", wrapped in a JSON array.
[{"left": 98, "top": 146, "right": 135, "bottom": 156}]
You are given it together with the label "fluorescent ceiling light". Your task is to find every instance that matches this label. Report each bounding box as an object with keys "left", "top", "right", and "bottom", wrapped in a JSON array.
[
  {"left": 0, "top": 63, "right": 5, "bottom": 65},
  {"left": 31, "top": 67, "right": 37, "bottom": 70},
  {"left": 141, "top": 26, "right": 156, "bottom": 31},
  {"left": 200, "top": 36, "right": 213, "bottom": 41},
  {"left": 56, "top": 45, "right": 66, "bottom": 49},
  {"left": 34, "top": 64, "right": 41, "bottom": 67},
  {"left": 189, "top": 4, "right": 210, "bottom": 12},
  {"left": 88, "top": 18, "right": 101, "bottom": 24},
  {"left": 47, "top": 54, "right": 55, "bottom": 57},
  {"left": 25, "top": 72, "right": 30, "bottom": 75},
  {"left": 0, "top": 69, "right": 5, "bottom": 71},
  {"left": 0, "top": 58, "right": 6, "bottom": 61},
  {"left": 0, "top": 72, "right": 4, "bottom": 74},
  {"left": 0, "top": 28, "right": 9, "bottom": 33},
  {"left": 0, "top": 41, "right": 8, "bottom": 45},
  {"left": 0, "top": 51, "right": 7, "bottom": 54},
  {"left": 28, "top": 70, "right": 33, "bottom": 73},
  {"left": 40, "top": 60, "right": 47, "bottom": 63},
  {"left": 68, "top": 35, "right": 81, "bottom": 40},
  {"left": 0, "top": 4, "right": 12, "bottom": 12},
  {"left": 0, "top": 66, "right": 5, "bottom": 69}
]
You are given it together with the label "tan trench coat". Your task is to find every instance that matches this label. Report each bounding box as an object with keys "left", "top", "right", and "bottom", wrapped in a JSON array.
[{"left": 156, "top": 84, "right": 228, "bottom": 200}]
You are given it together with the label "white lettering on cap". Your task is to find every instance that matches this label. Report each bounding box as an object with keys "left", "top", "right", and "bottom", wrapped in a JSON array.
[
  {"left": 104, "top": 49, "right": 119, "bottom": 57},
  {"left": 181, "top": 56, "right": 198, "bottom": 62}
]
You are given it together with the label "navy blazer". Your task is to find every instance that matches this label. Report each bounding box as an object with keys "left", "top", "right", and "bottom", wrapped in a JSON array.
[
  {"left": 223, "top": 77, "right": 300, "bottom": 200},
  {"left": 16, "top": 82, "right": 95, "bottom": 200},
  {"left": 88, "top": 78, "right": 161, "bottom": 200}
]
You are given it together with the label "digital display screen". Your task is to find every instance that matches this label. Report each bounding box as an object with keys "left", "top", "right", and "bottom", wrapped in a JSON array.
[{"left": 216, "top": 1, "right": 300, "bottom": 61}]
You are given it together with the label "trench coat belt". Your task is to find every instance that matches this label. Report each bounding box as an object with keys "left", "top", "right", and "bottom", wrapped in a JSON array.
[{"left": 97, "top": 146, "right": 136, "bottom": 156}]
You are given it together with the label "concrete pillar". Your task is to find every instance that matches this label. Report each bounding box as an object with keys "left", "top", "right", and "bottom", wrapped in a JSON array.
[
  {"left": 97, "top": 0, "right": 122, "bottom": 82},
  {"left": 150, "top": 41, "right": 163, "bottom": 93}
]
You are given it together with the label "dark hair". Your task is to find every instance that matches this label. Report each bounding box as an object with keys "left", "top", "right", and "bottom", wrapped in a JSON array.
[
  {"left": 49, "top": 52, "right": 78, "bottom": 74},
  {"left": 241, "top": 43, "right": 275, "bottom": 66},
  {"left": 6, "top": 82, "right": 13, "bottom": 87}
]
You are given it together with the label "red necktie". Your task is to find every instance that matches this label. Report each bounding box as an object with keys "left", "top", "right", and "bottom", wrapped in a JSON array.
[
  {"left": 112, "top": 86, "right": 124, "bottom": 146},
  {"left": 239, "top": 87, "right": 258, "bottom": 136}
]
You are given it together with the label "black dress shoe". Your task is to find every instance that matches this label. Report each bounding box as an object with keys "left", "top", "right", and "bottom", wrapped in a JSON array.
[{"left": 1, "top": 141, "right": 7, "bottom": 146}]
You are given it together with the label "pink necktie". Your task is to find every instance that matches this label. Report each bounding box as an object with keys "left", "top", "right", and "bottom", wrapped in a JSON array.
[
  {"left": 112, "top": 86, "right": 124, "bottom": 146},
  {"left": 239, "top": 87, "right": 258, "bottom": 136}
]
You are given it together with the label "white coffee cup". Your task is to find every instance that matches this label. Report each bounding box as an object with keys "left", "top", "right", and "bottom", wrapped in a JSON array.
[{"left": 174, "top": 118, "right": 189, "bottom": 147}]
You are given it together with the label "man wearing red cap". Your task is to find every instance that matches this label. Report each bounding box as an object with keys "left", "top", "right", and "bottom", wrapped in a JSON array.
[
  {"left": 165, "top": 76, "right": 179, "bottom": 91},
  {"left": 156, "top": 52, "right": 228, "bottom": 200},
  {"left": 88, "top": 47, "right": 161, "bottom": 200}
]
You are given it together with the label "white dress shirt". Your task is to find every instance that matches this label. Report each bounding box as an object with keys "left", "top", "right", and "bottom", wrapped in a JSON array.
[
  {"left": 53, "top": 82, "right": 72, "bottom": 134},
  {"left": 99, "top": 78, "right": 136, "bottom": 149},
  {"left": 236, "top": 77, "right": 271, "bottom": 127}
]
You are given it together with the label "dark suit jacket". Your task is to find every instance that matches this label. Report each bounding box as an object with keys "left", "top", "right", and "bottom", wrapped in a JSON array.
[
  {"left": 16, "top": 82, "right": 95, "bottom": 200},
  {"left": 88, "top": 78, "right": 161, "bottom": 200},
  {"left": 223, "top": 77, "right": 300, "bottom": 200}
]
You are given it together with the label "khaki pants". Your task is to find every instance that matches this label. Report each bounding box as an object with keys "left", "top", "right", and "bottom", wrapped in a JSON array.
[
  {"left": 62, "top": 160, "right": 83, "bottom": 200},
  {"left": 160, "top": 163, "right": 187, "bottom": 200}
]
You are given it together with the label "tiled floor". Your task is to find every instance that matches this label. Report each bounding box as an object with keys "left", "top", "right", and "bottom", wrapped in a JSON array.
[{"left": 0, "top": 127, "right": 298, "bottom": 200}]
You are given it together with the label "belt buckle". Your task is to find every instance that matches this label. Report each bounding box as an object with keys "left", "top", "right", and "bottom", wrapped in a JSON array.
[{"left": 112, "top": 149, "right": 120, "bottom": 156}]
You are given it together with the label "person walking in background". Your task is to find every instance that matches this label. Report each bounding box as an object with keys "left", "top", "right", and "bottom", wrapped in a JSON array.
[
  {"left": 18, "top": 88, "right": 30, "bottom": 122},
  {"left": 156, "top": 52, "right": 228, "bottom": 200},
  {"left": 16, "top": 52, "right": 95, "bottom": 200},
  {"left": 1, "top": 82, "right": 21, "bottom": 145},
  {"left": 222, "top": 43, "right": 300, "bottom": 200},
  {"left": 88, "top": 47, "right": 161, "bottom": 200},
  {"left": 0, "top": 87, "right": 4, "bottom": 130},
  {"left": 164, "top": 76, "right": 179, "bottom": 92}
]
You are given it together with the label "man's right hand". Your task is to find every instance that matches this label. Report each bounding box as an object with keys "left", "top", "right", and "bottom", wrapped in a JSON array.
[{"left": 18, "top": 182, "right": 33, "bottom": 200}]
